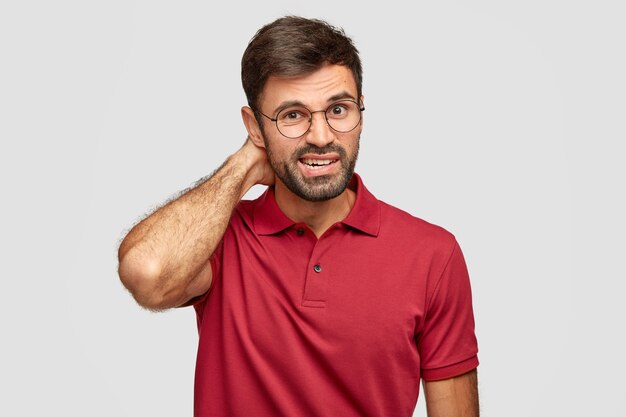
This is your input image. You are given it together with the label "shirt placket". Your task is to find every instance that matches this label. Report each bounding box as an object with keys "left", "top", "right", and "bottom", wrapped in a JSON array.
[{"left": 296, "top": 225, "right": 333, "bottom": 309}]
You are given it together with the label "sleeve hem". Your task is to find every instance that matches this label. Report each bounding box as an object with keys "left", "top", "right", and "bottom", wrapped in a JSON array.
[
  {"left": 193, "top": 255, "right": 219, "bottom": 307},
  {"left": 421, "top": 355, "right": 479, "bottom": 381}
]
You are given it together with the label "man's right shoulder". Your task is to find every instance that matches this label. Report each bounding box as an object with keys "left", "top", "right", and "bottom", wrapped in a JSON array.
[{"left": 229, "top": 196, "right": 262, "bottom": 231}]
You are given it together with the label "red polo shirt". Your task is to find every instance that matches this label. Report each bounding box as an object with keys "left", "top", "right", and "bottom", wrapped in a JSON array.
[{"left": 193, "top": 174, "right": 478, "bottom": 417}]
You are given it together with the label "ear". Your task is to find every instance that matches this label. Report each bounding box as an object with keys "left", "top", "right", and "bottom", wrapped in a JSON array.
[{"left": 241, "top": 106, "right": 266, "bottom": 149}]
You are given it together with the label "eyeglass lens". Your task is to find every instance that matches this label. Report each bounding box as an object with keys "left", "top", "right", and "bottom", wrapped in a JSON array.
[{"left": 276, "top": 100, "right": 362, "bottom": 138}]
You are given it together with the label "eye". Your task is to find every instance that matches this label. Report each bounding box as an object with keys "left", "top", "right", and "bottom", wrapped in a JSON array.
[
  {"left": 327, "top": 103, "right": 350, "bottom": 118},
  {"left": 278, "top": 108, "right": 309, "bottom": 124}
]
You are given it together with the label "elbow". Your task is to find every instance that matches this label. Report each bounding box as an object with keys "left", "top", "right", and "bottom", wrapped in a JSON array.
[{"left": 117, "top": 248, "right": 172, "bottom": 310}]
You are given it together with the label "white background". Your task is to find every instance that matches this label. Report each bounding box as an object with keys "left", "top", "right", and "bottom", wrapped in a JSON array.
[{"left": 1, "top": 0, "right": 624, "bottom": 416}]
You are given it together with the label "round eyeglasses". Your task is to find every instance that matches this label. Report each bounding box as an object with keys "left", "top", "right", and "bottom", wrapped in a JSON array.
[{"left": 257, "top": 99, "right": 365, "bottom": 139}]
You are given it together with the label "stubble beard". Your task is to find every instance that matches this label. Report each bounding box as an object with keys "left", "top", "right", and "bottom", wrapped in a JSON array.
[{"left": 264, "top": 136, "right": 360, "bottom": 202}]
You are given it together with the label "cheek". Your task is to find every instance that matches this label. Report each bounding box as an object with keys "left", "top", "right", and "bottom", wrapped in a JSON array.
[
  {"left": 266, "top": 139, "right": 297, "bottom": 162},
  {"left": 342, "top": 134, "right": 360, "bottom": 154}
]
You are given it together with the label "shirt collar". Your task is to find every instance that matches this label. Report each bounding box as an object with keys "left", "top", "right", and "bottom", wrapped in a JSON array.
[
  {"left": 252, "top": 173, "right": 380, "bottom": 237},
  {"left": 252, "top": 187, "right": 296, "bottom": 235},
  {"left": 341, "top": 174, "right": 380, "bottom": 236}
]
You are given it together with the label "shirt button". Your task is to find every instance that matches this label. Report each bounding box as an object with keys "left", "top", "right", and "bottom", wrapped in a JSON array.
[
  {"left": 296, "top": 228, "right": 304, "bottom": 236},
  {"left": 313, "top": 264, "right": 322, "bottom": 273}
]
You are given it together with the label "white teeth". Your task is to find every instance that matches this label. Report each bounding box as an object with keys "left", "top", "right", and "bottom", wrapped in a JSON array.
[{"left": 302, "top": 159, "right": 334, "bottom": 167}]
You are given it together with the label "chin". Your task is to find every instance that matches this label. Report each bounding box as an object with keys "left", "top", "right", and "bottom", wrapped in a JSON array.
[{"left": 282, "top": 169, "right": 353, "bottom": 202}]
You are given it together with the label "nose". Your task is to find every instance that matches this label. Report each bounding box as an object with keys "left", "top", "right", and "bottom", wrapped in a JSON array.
[{"left": 305, "top": 110, "right": 335, "bottom": 147}]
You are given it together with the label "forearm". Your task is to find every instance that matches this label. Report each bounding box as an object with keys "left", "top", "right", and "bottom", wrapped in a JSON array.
[
  {"left": 118, "top": 142, "right": 263, "bottom": 309},
  {"left": 424, "top": 370, "right": 479, "bottom": 417}
]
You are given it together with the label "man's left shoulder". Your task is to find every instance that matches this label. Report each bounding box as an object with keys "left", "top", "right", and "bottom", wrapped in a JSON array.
[{"left": 377, "top": 200, "right": 457, "bottom": 249}]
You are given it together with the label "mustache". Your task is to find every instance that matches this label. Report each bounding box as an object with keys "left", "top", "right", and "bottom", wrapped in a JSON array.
[{"left": 294, "top": 144, "right": 347, "bottom": 159}]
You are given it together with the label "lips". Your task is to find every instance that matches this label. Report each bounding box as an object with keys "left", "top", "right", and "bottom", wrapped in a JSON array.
[
  {"left": 293, "top": 146, "right": 345, "bottom": 177},
  {"left": 297, "top": 154, "right": 340, "bottom": 176},
  {"left": 300, "top": 158, "right": 337, "bottom": 168}
]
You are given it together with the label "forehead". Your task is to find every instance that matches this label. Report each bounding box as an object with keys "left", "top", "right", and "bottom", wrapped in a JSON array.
[{"left": 260, "top": 64, "right": 358, "bottom": 111}]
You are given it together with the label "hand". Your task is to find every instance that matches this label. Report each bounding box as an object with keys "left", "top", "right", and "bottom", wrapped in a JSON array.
[{"left": 240, "top": 136, "right": 275, "bottom": 187}]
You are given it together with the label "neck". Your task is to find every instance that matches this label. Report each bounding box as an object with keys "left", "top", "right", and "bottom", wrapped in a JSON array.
[{"left": 274, "top": 181, "right": 356, "bottom": 238}]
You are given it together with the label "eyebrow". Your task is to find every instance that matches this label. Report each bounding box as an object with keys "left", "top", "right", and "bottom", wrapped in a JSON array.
[
  {"left": 273, "top": 91, "right": 358, "bottom": 114},
  {"left": 328, "top": 91, "right": 357, "bottom": 102}
]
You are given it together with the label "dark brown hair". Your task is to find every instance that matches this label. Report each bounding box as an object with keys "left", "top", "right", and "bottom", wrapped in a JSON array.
[{"left": 241, "top": 16, "right": 363, "bottom": 114}]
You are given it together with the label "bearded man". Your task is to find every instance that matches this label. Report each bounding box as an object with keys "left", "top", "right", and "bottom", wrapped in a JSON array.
[{"left": 118, "top": 16, "right": 480, "bottom": 417}]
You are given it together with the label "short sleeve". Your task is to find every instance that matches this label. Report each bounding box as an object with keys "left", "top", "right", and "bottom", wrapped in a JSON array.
[
  {"left": 417, "top": 240, "right": 479, "bottom": 381},
  {"left": 188, "top": 238, "right": 224, "bottom": 317}
]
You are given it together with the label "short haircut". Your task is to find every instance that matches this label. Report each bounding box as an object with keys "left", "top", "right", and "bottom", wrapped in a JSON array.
[{"left": 241, "top": 16, "right": 363, "bottom": 116}]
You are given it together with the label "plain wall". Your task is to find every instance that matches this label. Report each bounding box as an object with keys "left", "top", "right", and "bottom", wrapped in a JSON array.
[{"left": 1, "top": 0, "right": 624, "bottom": 415}]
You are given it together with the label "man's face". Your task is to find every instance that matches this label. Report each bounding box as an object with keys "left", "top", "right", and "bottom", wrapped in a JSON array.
[{"left": 257, "top": 64, "right": 363, "bottom": 202}]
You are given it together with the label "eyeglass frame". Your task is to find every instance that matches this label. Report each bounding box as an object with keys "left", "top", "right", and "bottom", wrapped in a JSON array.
[{"left": 256, "top": 99, "right": 365, "bottom": 139}]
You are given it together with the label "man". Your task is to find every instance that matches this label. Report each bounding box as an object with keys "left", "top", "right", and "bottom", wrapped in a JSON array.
[{"left": 118, "top": 16, "right": 479, "bottom": 417}]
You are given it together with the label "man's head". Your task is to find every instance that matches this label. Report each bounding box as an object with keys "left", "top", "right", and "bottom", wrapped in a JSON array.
[
  {"left": 241, "top": 17, "right": 364, "bottom": 202},
  {"left": 241, "top": 16, "right": 362, "bottom": 116}
]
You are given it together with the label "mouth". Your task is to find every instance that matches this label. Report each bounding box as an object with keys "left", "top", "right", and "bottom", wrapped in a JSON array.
[
  {"left": 299, "top": 158, "right": 339, "bottom": 169},
  {"left": 297, "top": 154, "right": 340, "bottom": 176}
]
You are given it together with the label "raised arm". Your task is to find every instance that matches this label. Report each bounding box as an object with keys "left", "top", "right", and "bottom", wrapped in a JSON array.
[
  {"left": 423, "top": 370, "right": 479, "bottom": 417},
  {"left": 117, "top": 137, "right": 273, "bottom": 310}
]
